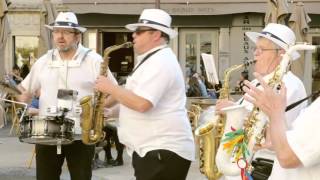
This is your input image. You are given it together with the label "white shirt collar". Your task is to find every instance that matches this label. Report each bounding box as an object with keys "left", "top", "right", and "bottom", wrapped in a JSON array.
[
  {"left": 136, "top": 44, "right": 167, "bottom": 63},
  {"left": 48, "top": 44, "right": 90, "bottom": 67}
]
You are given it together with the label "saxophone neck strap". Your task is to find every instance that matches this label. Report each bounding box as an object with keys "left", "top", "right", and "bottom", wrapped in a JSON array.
[
  {"left": 285, "top": 89, "right": 320, "bottom": 112},
  {"left": 128, "top": 48, "right": 163, "bottom": 77}
]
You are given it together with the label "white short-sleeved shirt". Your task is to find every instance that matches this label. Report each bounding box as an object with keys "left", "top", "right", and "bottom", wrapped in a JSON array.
[
  {"left": 269, "top": 97, "right": 320, "bottom": 180},
  {"left": 118, "top": 45, "right": 195, "bottom": 161},
  {"left": 21, "top": 44, "right": 116, "bottom": 134},
  {"left": 225, "top": 71, "right": 307, "bottom": 180},
  {"left": 248, "top": 71, "right": 307, "bottom": 159},
  {"left": 241, "top": 71, "right": 307, "bottom": 129}
]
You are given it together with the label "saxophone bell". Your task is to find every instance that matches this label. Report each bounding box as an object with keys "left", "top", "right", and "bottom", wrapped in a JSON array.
[{"left": 215, "top": 104, "right": 248, "bottom": 175}]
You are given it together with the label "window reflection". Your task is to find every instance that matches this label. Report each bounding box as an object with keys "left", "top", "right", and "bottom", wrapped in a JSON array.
[
  {"left": 185, "top": 33, "right": 197, "bottom": 77},
  {"left": 200, "top": 33, "right": 212, "bottom": 54},
  {"left": 200, "top": 33, "right": 212, "bottom": 77}
]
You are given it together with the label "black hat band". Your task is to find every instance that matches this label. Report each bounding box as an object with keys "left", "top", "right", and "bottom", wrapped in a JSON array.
[
  {"left": 138, "top": 19, "right": 169, "bottom": 28},
  {"left": 261, "top": 31, "right": 287, "bottom": 45},
  {"left": 50, "top": 21, "right": 80, "bottom": 28}
]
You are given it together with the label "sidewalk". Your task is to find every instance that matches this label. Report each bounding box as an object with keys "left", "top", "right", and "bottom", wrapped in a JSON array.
[{"left": 0, "top": 125, "right": 207, "bottom": 180}]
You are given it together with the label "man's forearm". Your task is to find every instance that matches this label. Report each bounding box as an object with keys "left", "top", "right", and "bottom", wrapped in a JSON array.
[
  {"left": 16, "top": 84, "right": 32, "bottom": 103},
  {"left": 270, "top": 113, "right": 301, "bottom": 168}
]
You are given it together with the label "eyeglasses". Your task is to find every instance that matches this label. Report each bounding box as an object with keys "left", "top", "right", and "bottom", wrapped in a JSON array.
[
  {"left": 52, "top": 29, "right": 77, "bottom": 36},
  {"left": 133, "top": 28, "right": 157, "bottom": 35},
  {"left": 252, "top": 47, "right": 281, "bottom": 54}
]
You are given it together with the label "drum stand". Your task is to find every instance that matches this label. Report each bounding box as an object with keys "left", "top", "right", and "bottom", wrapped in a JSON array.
[
  {"left": 27, "top": 146, "right": 36, "bottom": 169},
  {"left": 10, "top": 97, "right": 20, "bottom": 135}
]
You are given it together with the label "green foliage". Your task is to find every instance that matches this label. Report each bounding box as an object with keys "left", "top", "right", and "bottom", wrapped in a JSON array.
[{"left": 16, "top": 47, "right": 38, "bottom": 59}]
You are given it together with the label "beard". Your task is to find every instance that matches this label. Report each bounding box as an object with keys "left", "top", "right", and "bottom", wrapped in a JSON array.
[{"left": 57, "top": 43, "right": 78, "bottom": 52}]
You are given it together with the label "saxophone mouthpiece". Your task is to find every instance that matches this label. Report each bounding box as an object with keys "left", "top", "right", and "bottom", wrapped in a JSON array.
[
  {"left": 244, "top": 59, "right": 257, "bottom": 67},
  {"left": 124, "top": 42, "right": 133, "bottom": 48}
]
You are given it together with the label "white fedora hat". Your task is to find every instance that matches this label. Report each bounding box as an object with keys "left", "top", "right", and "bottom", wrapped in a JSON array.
[
  {"left": 45, "top": 12, "right": 86, "bottom": 33},
  {"left": 125, "top": 9, "right": 177, "bottom": 39},
  {"left": 245, "top": 23, "right": 300, "bottom": 60}
]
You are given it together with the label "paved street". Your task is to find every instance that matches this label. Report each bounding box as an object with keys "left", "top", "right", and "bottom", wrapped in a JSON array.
[{"left": 0, "top": 124, "right": 207, "bottom": 180}]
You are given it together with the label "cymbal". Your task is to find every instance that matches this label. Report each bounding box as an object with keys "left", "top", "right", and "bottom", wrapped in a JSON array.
[{"left": 0, "top": 81, "right": 21, "bottom": 95}]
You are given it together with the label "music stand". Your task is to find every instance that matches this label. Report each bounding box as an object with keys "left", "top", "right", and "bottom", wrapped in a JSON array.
[{"left": 201, "top": 53, "right": 219, "bottom": 85}]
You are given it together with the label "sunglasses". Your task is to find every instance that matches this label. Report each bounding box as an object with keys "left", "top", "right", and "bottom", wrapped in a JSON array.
[{"left": 134, "top": 28, "right": 158, "bottom": 35}]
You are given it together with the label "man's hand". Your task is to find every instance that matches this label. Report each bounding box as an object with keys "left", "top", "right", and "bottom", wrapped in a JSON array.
[
  {"left": 28, "top": 107, "right": 39, "bottom": 116},
  {"left": 215, "top": 99, "right": 235, "bottom": 114},
  {"left": 95, "top": 75, "right": 117, "bottom": 94},
  {"left": 243, "top": 72, "right": 286, "bottom": 120},
  {"left": 15, "top": 85, "right": 33, "bottom": 104}
]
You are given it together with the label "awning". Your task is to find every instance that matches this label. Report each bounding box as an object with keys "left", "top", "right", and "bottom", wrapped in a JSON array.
[{"left": 62, "top": 0, "right": 320, "bottom": 16}]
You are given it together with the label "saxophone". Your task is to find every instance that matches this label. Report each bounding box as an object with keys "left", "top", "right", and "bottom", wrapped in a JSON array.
[
  {"left": 194, "top": 60, "right": 256, "bottom": 180},
  {"left": 80, "top": 42, "right": 133, "bottom": 145},
  {"left": 215, "top": 44, "right": 316, "bottom": 176}
]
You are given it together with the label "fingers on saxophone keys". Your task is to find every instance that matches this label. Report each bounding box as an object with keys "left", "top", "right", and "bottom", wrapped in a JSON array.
[
  {"left": 243, "top": 80, "right": 259, "bottom": 96},
  {"left": 253, "top": 72, "right": 268, "bottom": 88}
]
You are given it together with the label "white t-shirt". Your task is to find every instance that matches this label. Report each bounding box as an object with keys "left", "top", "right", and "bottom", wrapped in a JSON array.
[
  {"left": 21, "top": 44, "right": 116, "bottom": 134},
  {"left": 118, "top": 45, "right": 195, "bottom": 161},
  {"left": 269, "top": 97, "right": 320, "bottom": 180}
]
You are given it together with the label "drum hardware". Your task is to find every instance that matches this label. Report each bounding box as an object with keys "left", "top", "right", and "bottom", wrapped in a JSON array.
[
  {"left": 57, "top": 89, "right": 78, "bottom": 112},
  {"left": 54, "top": 108, "right": 69, "bottom": 125},
  {"left": 57, "top": 140, "right": 62, "bottom": 154}
]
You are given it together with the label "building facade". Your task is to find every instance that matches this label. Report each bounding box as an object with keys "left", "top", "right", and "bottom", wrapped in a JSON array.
[{"left": 5, "top": 0, "right": 320, "bottom": 94}]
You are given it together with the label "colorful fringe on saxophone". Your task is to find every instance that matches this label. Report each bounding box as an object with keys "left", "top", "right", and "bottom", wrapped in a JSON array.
[{"left": 221, "top": 126, "right": 253, "bottom": 180}]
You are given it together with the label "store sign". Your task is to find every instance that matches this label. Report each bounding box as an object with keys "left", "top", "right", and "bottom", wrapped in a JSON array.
[
  {"left": 168, "top": 7, "right": 216, "bottom": 14},
  {"left": 230, "top": 15, "right": 262, "bottom": 71}
]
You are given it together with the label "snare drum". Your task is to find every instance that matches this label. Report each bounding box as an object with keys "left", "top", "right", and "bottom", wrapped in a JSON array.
[{"left": 19, "top": 116, "right": 74, "bottom": 145}]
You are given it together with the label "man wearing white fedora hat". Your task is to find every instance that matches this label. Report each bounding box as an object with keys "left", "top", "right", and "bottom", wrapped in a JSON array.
[
  {"left": 215, "top": 23, "right": 307, "bottom": 180},
  {"left": 95, "top": 9, "right": 195, "bottom": 180},
  {"left": 17, "top": 12, "right": 117, "bottom": 180}
]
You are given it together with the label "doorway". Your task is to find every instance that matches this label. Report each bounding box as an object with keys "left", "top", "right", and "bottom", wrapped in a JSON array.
[{"left": 102, "top": 31, "right": 134, "bottom": 82}]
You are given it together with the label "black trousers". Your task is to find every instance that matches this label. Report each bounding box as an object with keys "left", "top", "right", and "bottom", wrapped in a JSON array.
[
  {"left": 103, "top": 124, "right": 124, "bottom": 161},
  {"left": 132, "top": 149, "right": 191, "bottom": 180},
  {"left": 35, "top": 140, "right": 95, "bottom": 180}
]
